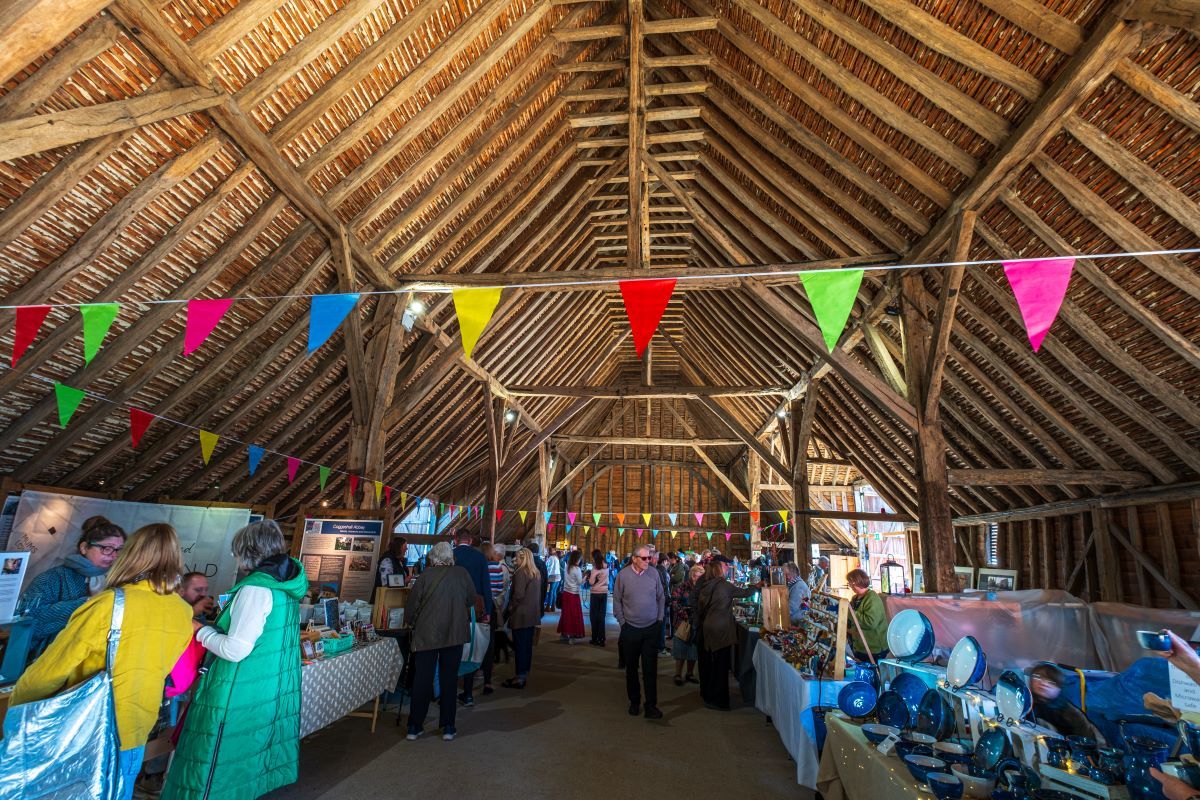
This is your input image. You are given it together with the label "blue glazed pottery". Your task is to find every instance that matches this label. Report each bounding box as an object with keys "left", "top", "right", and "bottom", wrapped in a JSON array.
[
  {"left": 896, "top": 731, "right": 937, "bottom": 759},
  {"left": 876, "top": 689, "right": 911, "bottom": 729},
  {"left": 1044, "top": 738, "right": 1070, "bottom": 769},
  {"left": 1136, "top": 630, "right": 1172, "bottom": 651},
  {"left": 862, "top": 723, "right": 900, "bottom": 745},
  {"left": 933, "top": 740, "right": 974, "bottom": 766},
  {"left": 947, "top": 636, "right": 987, "bottom": 689},
  {"left": 850, "top": 660, "right": 880, "bottom": 689},
  {"left": 903, "top": 753, "right": 947, "bottom": 784},
  {"left": 916, "top": 688, "right": 954, "bottom": 740},
  {"left": 888, "top": 609, "right": 936, "bottom": 662},
  {"left": 995, "top": 670, "right": 1033, "bottom": 722},
  {"left": 973, "top": 728, "right": 1011, "bottom": 774},
  {"left": 1096, "top": 747, "right": 1125, "bottom": 783},
  {"left": 927, "top": 771, "right": 964, "bottom": 799},
  {"left": 1123, "top": 735, "right": 1169, "bottom": 800},
  {"left": 838, "top": 680, "right": 879, "bottom": 718},
  {"left": 891, "top": 672, "right": 928, "bottom": 724},
  {"left": 950, "top": 764, "right": 995, "bottom": 799}
]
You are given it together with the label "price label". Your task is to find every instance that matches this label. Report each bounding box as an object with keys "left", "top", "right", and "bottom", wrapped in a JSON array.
[
  {"left": 1169, "top": 663, "right": 1200, "bottom": 714},
  {"left": 877, "top": 732, "right": 901, "bottom": 756}
]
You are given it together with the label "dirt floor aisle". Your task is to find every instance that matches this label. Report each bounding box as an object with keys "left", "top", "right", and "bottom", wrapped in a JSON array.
[{"left": 266, "top": 615, "right": 811, "bottom": 799}]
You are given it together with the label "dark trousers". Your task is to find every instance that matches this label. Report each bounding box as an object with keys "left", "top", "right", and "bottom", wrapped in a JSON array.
[
  {"left": 589, "top": 592, "right": 607, "bottom": 644},
  {"left": 619, "top": 621, "right": 661, "bottom": 708},
  {"left": 699, "top": 645, "right": 733, "bottom": 709},
  {"left": 513, "top": 626, "right": 535, "bottom": 678},
  {"left": 409, "top": 645, "right": 462, "bottom": 730}
]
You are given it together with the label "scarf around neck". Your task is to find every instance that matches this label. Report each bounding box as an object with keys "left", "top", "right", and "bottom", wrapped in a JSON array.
[{"left": 64, "top": 552, "right": 108, "bottom": 578}]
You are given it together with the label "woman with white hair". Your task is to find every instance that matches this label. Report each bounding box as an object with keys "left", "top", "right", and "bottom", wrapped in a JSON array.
[
  {"left": 403, "top": 541, "right": 478, "bottom": 742},
  {"left": 163, "top": 519, "right": 309, "bottom": 800}
]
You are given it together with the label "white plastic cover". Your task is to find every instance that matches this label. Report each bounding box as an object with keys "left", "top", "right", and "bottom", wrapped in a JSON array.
[{"left": 1088, "top": 602, "right": 1200, "bottom": 672}]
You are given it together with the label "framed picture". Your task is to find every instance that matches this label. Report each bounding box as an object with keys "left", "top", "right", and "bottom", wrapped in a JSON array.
[
  {"left": 911, "top": 563, "right": 924, "bottom": 593},
  {"left": 954, "top": 566, "right": 976, "bottom": 591},
  {"left": 301, "top": 639, "right": 316, "bottom": 660},
  {"left": 977, "top": 568, "right": 1018, "bottom": 592}
]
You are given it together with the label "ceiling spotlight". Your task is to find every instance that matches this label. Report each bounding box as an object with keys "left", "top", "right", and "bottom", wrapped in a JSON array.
[
  {"left": 777, "top": 410, "right": 788, "bottom": 419},
  {"left": 505, "top": 410, "right": 517, "bottom": 423},
  {"left": 409, "top": 300, "right": 425, "bottom": 315},
  {"left": 97, "top": 478, "right": 106, "bottom": 487},
  {"left": 320, "top": 499, "right": 330, "bottom": 508}
]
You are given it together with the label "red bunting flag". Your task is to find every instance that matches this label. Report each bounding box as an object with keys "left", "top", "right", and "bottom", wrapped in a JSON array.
[
  {"left": 496, "top": 509, "right": 504, "bottom": 522},
  {"left": 287, "top": 457, "right": 300, "bottom": 483},
  {"left": 619, "top": 278, "right": 676, "bottom": 357},
  {"left": 349, "top": 474, "right": 359, "bottom": 498},
  {"left": 130, "top": 408, "right": 154, "bottom": 448},
  {"left": 1002, "top": 257, "right": 1075, "bottom": 351},
  {"left": 183, "top": 298, "right": 234, "bottom": 356},
  {"left": 12, "top": 305, "right": 51, "bottom": 367},
  {"left": 385, "top": 486, "right": 393, "bottom": 505}
]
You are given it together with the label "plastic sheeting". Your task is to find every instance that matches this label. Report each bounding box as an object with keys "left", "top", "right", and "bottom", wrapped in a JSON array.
[
  {"left": 883, "top": 590, "right": 1102, "bottom": 679},
  {"left": 1089, "top": 602, "right": 1200, "bottom": 672}
]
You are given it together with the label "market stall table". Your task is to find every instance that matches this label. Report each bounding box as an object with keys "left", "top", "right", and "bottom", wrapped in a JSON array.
[
  {"left": 816, "top": 714, "right": 926, "bottom": 800},
  {"left": 751, "top": 642, "right": 848, "bottom": 788},
  {"left": 301, "top": 637, "right": 402, "bottom": 737}
]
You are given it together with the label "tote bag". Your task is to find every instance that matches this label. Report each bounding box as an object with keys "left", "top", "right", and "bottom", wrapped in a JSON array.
[
  {"left": 458, "top": 608, "right": 492, "bottom": 677},
  {"left": 0, "top": 588, "right": 127, "bottom": 800}
]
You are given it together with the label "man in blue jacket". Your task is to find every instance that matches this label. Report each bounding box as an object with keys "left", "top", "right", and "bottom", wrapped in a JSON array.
[{"left": 453, "top": 530, "right": 492, "bottom": 706}]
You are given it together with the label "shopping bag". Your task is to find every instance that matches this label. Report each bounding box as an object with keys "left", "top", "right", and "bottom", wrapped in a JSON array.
[
  {"left": 164, "top": 636, "right": 206, "bottom": 698},
  {"left": 458, "top": 608, "right": 492, "bottom": 676},
  {"left": 0, "top": 589, "right": 127, "bottom": 800}
]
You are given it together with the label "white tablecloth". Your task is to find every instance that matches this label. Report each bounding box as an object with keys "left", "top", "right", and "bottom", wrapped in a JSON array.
[
  {"left": 752, "top": 644, "right": 849, "bottom": 788},
  {"left": 300, "top": 638, "right": 402, "bottom": 737}
]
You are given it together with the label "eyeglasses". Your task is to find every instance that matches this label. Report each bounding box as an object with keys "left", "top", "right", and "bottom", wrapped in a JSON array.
[
  {"left": 632, "top": 554, "right": 649, "bottom": 560},
  {"left": 89, "top": 544, "right": 122, "bottom": 556}
]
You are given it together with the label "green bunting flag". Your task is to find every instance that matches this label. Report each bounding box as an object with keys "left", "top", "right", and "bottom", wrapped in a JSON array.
[
  {"left": 54, "top": 383, "right": 86, "bottom": 427},
  {"left": 319, "top": 466, "right": 331, "bottom": 491},
  {"left": 80, "top": 303, "right": 120, "bottom": 365},
  {"left": 799, "top": 269, "right": 864, "bottom": 352},
  {"left": 721, "top": 511, "right": 731, "bottom": 526},
  {"left": 593, "top": 512, "right": 602, "bottom": 525}
]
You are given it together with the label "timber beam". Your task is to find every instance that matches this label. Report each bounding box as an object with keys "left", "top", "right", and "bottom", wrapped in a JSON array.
[{"left": 948, "top": 469, "right": 1153, "bottom": 488}]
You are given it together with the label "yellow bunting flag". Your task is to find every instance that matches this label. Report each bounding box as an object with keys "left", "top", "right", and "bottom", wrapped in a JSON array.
[
  {"left": 519, "top": 510, "right": 528, "bottom": 523},
  {"left": 779, "top": 510, "right": 789, "bottom": 523},
  {"left": 401, "top": 492, "right": 408, "bottom": 509},
  {"left": 374, "top": 481, "right": 383, "bottom": 504},
  {"left": 642, "top": 512, "right": 651, "bottom": 525},
  {"left": 199, "top": 429, "right": 219, "bottom": 465},
  {"left": 452, "top": 287, "right": 503, "bottom": 361}
]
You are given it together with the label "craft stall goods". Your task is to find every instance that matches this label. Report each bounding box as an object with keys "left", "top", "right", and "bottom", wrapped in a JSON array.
[{"left": 816, "top": 609, "right": 1199, "bottom": 800}]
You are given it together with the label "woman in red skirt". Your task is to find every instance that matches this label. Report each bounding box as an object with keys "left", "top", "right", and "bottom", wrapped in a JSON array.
[{"left": 557, "top": 550, "right": 586, "bottom": 642}]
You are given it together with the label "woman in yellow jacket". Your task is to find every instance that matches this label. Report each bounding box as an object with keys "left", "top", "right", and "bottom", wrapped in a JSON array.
[{"left": 11, "top": 523, "right": 194, "bottom": 800}]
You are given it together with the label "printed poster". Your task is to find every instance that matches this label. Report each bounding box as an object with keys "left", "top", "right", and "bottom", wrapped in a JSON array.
[
  {"left": 0, "top": 551, "right": 30, "bottom": 622},
  {"left": 299, "top": 517, "right": 383, "bottom": 601}
]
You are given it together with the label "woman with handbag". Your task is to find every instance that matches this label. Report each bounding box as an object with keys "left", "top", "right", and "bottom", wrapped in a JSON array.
[
  {"left": 671, "top": 564, "right": 703, "bottom": 686},
  {"left": 502, "top": 547, "right": 542, "bottom": 689},
  {"left": 5, "top": 523, "right": 193, "bottom": 800},
  {"left": 695, "top": 561, "right": 761, "bottom": 711},
  {"left": 402, "top": 541, "right": 477, "bottom": 742},
  {"left": 162, "top": 520, "right": 309, "bottom": 800}
]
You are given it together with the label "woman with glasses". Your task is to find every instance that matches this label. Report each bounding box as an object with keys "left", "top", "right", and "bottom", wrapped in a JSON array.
[{"left": 18, "top": 515, "right": 126, "bottom": 653}]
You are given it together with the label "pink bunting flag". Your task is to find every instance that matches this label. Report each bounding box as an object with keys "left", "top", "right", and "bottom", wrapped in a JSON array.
[
  {"left": 694, "top": 512, "right": 703, "bottom": 526},
  {"left": 547, "top": 524, "right": 554, "bottom": 534},
  {"left": 635, "top": 528, "right": 643, "bottom": 537},
  {"left": 567, "top": 511, "right": 577, "bottom": 525},
  {"left": 619, "top": 278, "right": 676, "bottom": 357},
  {"left": 287, "top": 457, "right": 300, "bottom": 483},
  {"left": 129, "top": 408, "right": 154, "bottom": 448},
  {"left": 184, "top": 298, "right": 234, "bottom": 356},
  {"left": 1002, "top": 257, "right": 1075, "bottom": 351},
  {"left": 13, "top": 305, "right": 51, "bottom": 367},
  {"left": 724, "top": 533, "right": 732, "bottom": 541}
]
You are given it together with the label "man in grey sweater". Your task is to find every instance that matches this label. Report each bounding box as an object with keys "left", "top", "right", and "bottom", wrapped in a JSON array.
[{"left": 613, "top": 544, "right": 666, "bottom": 719}]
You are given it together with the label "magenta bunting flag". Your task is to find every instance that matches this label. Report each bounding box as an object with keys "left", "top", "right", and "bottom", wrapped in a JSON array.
[
  {"left": 1002, "top": 257, "right": 1075, "bottom": 351},
  {"left": 13, "top": 305, "right": 51, "bottom": 367},
  {"left": 619, "top": 278, "right": 676, "bottom": 357},
  {"left": 184, "top": 298, "right": 234, "bottom": 356},
  {"left": 635, "top": 528, "right": 643, "bottom": 537},
  {"left": 547, "top": 524, "right": 554, "bottom": 534},
  {"left": 725, "top": 533, "right": 732, "bottom": 541},
  {"left": 694, "top": 513, "right": 703, "bottom": 526},
  {"left": 567, "top": 511, "right": 577, "bottom": 525},
  {"left": 287, "top": 457, "right": 300, "bottom": 483}
]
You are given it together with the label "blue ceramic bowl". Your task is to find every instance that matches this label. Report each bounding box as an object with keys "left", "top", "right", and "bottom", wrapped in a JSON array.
[
  {"left": 903, "top": 753, "right": 947, "bottom": 784},
  {"left": 916, "top": 688, "right": 954, "bottom": 740},
  {"left": 875, "top": 689, "right": 911, "bottom": 729},
  {"left": 933, "top": 740, "right": 974, "bottom": 766},
  {"left": 888, "top": 609, "right": 936, "bottom": 662},
  {"left": 996, "top": 670, "right": 1033, "bottom": 722},
  {"left": 947, "top": 635, "right": 987, "bottom": 689},
  {"left": 890, "top": 672, "right": 928, "bottom": 724},
  {"left": 972, "top": 728, "right": 1012, "bottom": 774},
  {"left": 926, "top": 771, "right": 964, "bottom": 800},
  {"left": 862, "top": 723, "right": 900, "bottom": 745},
  {"left": 950, "top": 764, "right": 995, "bottom": 799},
  {"left": 838, "top": 680, "right": 879, "bottom": 718},
  {"left": 896, "top": 731, "right": 937, "bottom": 759},
  {"left": 1136, "top": 630, "right": 1172, "bottom": 651}
]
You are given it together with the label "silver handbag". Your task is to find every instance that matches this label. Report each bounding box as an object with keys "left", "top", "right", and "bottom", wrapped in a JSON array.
[{"left": 0, "top": 588, "right": 127, "bottom": 800}]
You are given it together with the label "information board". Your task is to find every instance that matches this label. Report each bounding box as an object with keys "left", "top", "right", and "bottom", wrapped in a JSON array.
[{"left": 299, "top": 517, "right": 384, "bottom": 601}]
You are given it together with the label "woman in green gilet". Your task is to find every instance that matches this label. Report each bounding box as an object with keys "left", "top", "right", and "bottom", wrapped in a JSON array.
[{"left": 162, "top": 520, "right": 308, "bottom": 800}]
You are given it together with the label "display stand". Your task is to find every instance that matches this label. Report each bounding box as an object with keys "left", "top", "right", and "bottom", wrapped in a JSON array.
[{"left": 1039, "top": 765, "right": 1131, "bottom": 800}]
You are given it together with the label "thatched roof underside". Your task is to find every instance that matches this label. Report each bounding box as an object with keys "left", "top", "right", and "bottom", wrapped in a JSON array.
[{"left": 1, "top": 0, "right": 1198, "bottom": 544}]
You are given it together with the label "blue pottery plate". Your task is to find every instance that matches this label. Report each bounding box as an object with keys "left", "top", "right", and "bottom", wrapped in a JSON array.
[
  {"left": 890, "top": 672, "right": 928, "bottom": 724},
  {"left": 887, "top": 609, "right": 936, "bottom": 662},
  {"left": 946, "top": 635, "right": 987, "bottom": 689},
  {"left": 916, "top": 688, "right": 953, "bottom": 740},
  {"left": 838, "top": 680, "right": 879, "bottom": 718},
  {"left": 876, "top": 689, "right": 911, "bottom": 729},
  {"left": 973, "top": 728, "right": 1012, "bottom": 774}
]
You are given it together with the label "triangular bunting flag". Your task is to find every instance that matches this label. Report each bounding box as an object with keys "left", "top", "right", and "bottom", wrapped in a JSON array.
[
  {"left": 1002, "top": 257, "right": 1075, "bottom": 351},
  {"left": 798, "top": 269, "right": 864, "bottom": 352},
  {"left": 398, "top": 490, "right": 405, "bottom": 508},
  {"left": 565, "top": 524, "right": 572, "bottom": 534},
  {"left": 349, "top": 474, "right": 360, "bottom": 498},
  {"left": 616, "top": 513, "right": 626, "bottom": 525},
  {"left": 618, "top": 528, "right": 625, "bottom": 536},
  {"left": 319, "top": 466, "right": 331, "bottom": 491},
  {"left": 779, "top": 510, "right": 789, "bottom": 523},
  {"left": 749, "top": 511, "right": 760, "bottom": 524},
  {"left": 496, "top": 509, "right": 505, "bottom": 522},
  {"left": 247, "top": 445, "right": 265, "bottom": 476},
  {"left": 706, "top": 532, "right": 713, "bottom": 541},
  {"left": 599, "top": 527, "right": 606, "bottom": 534},
  {"left": 451, "top": 287, "right": 503, "bottom": 361},
  {"left": 725, "top": 533, "right": 733, "bottom": 541},
  {"left": 743, "top": 533, "right": 751, "bottom": 540},
  {"left": 199, "top": 430, "right": 219, "bottom": 465},
  {"left": 374, "top": 481, "right": 383, "bottom": 504},
  {"left": 130, "top": 408, "right": 154, "bottom": 447},
  {"left": 543, "top": 511, "right": 552, "bottom": 525},
  {"left": 651, "top": 529, "right": 658, "bottom": 538},
  {"left": 439, "top": 503, "right": 446, "bottom": 516},
  {"left": 13, "top": 305, "right": 51, "bottom": 367},
  {"left": 642, "top": 513, "right": 651, "bottom": 525},
  {"left": 80, "top": 303, "right": 120, "bottom": 365},
  {"left": 583, "top": 526, "right": 590, "bottom": 534},
  {"left": 668, "top": 512, "right": 677, "bottom": 525},
  {"left": 54, "top": 383, "right": 86, "bottom": 428},
  {"left": 694, "top": 512, "right": 704, "bottom": 526},
  {"left": 721, "top": 511, "right": 731, "bottom": 526},
  {"left": 619, "top": 278, "right": 676, "bottom": 357},
  {"left": 593, "top": 512, "right": 601, "bottom": 525},
  {"left": 307, "top": 294, "right": 360, "bottom": 354},
  {"left": 287, "top": 457, "right": 300, "bottom": 483},
  {"left": 547, "top": 524, "right": 554, "bottom": 534},
  {"left": 671, "top": 530, "right": 677, "bottom": 539},
  {"left": 567, "top": 512, "right": 577, "bottom": 525},
  {"left": 387, "top": 487, "right": 395, "bottom": 506},
  {"left": 519, "top": 510, "right": 527, "bottom": 523},
  {"left": 184, "top": 298, "right": 234, "bottom": 356}
]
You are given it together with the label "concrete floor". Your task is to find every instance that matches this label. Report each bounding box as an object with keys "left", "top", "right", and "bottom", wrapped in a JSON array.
[{"left": 266, "top": 615, "right": 812, "bottom": 799}]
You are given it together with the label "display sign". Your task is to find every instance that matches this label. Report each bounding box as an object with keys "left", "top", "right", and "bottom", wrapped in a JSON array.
[
  {"left": 9, "top": 490, "right": 250, "bottom": 594},
  {"left": 1169, "top": 663, "right": 1200, "bottom": 714},
  {"left": 0, "top": 551, "right": 30, "bottom": 622},
  {"left": 299, "top": 517, "right": 384, "bottom": 602}
]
